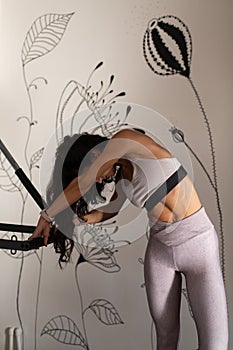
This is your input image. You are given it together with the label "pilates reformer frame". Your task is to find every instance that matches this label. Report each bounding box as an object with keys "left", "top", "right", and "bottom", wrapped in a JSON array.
[{"left": 0, "top": 139, "right": 53, "bottom": 254}]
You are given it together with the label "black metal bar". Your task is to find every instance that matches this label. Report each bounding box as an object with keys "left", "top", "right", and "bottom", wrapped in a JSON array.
[
  {"left": 0, "top": 139, "right": 51, "bottom": 252},
  {"left": 0, "top": 139, "right": 45, "bottom": 209},
  {"left": 0, "top": 222, "right": 55, "bottom": 251},
  {"left": 15, "top": 169, "right": 45, "bottom": 209},
  {"left": 0, "top": 238, "right": 31, "bottom": 251},
  {"left": 0, "top": 139, "right": 20, "bottom": 171},
  {"left": 0, "top": 223, "right": 36, "bottom": 233},
  {"left": 0, "top": 236, "right": 53, "bottom": 251}
]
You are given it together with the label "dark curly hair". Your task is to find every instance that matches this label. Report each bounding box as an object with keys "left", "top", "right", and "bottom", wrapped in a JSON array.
[{"left": 46, "top": 133, "right": 108, "bottom": 268}]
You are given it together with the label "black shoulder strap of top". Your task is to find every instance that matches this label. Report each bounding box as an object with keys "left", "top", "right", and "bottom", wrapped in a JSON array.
[{"left": 144, "top": 165, "right": 187, "bottom": 212}]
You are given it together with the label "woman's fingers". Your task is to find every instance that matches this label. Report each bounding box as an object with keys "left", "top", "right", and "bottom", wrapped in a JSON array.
[
  {"left": 28, "top": 227, "right": 42, "bottom": 240},
  {"left": 28, "top": 217, "right": 51, "bottom": 246},
  {"left": 43, "top": 224, "right": 51, "bottom": 246}
]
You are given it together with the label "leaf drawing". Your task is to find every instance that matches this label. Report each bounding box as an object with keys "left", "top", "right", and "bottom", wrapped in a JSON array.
[
  {"left": 0, "top": 152, "right": 23, "bottom": 192},
  {"left": 30, "top": 147, "right": 44, "bottom": 168},
  {"left": 21, "top": 12, "right": 74, "bottom": 66},
  {"left": 41, "top": 315, "right": 88, "bottom": 348},
  {"left": 88, "top": 299, "right": 124, "bottom": 326}
]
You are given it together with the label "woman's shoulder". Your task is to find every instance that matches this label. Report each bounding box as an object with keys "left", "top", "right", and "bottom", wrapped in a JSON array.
[
  {"left": 112, "top": 128, "right": 149, "bottom": 142},
  {"left": 112, "top": 128, "right": 171, "bottom": 159}
]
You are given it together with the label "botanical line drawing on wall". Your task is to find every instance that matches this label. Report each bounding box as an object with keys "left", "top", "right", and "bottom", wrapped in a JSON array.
[
  {"left": 0, "top": 11, "right": 129, "bottom": 350},
  {"left": 55, "top": 61, "right": 129, "bottom": 144},
  {"left": 0, "top": 12, "right": 75, "bottom": 350},
  {"left": 142, "top": 14, "right": 225, "bottom": 281},
  {"left": 1, "top": 8, "right": 224, "bottom": 350},
  {"left": 41, "top": 238, "right": 124, "bottom": 348},
  {"left": 141, "top": 14, "right": 226, "bottom": 348}
]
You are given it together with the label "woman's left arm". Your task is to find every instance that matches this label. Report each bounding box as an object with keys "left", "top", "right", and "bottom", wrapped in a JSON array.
[{"left": 29, "top": 173, "right": 93, "bottom": 245}]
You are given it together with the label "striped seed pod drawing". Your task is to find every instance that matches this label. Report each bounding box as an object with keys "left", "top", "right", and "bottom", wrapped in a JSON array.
[{"left": 143, "top": 15, "right": 192, "bottom": 77}]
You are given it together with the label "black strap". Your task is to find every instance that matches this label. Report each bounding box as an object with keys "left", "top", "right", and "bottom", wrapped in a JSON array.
[{"left": 144, "top": 165, "right": 187, "bottom": 212}]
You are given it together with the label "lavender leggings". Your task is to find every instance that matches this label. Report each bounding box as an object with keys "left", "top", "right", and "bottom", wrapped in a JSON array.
[{"left": 144, "top": 207, "right": 228, "bottom": 350}]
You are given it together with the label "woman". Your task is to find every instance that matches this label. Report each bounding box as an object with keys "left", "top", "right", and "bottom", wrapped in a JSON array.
[{"left": 29, "top": 129, "right": 228, "bottom": 349}]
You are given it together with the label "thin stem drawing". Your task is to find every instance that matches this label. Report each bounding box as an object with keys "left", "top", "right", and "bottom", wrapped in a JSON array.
[{"left": 75, "top": 261, "right": 90, "bottom": 349}]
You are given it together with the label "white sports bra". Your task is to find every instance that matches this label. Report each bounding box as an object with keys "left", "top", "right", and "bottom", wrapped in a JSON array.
[{"left": 120, "top": 157, "right": 181, "bottom": 208}]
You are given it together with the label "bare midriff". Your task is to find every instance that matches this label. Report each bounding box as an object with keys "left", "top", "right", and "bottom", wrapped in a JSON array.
[{"left": 147, "top": 175, "right": 202, "bottom": 224}]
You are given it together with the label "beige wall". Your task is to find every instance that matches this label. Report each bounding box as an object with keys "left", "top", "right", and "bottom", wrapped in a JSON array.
[{"left": 0, "top": 0, "right": 232, "bottom": 349}]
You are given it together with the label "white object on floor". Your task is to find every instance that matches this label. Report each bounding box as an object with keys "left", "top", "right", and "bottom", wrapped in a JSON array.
[
  {"left": 15, "top": 328, "right": 22, "bottom": 350},
  {"left": 8, "top": 327, "right": 14, "bottom": 350}
]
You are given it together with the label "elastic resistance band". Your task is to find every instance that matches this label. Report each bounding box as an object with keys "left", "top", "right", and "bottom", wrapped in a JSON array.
[{"left": 144, "top": 165, "right": 187, "bottom": 212}]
